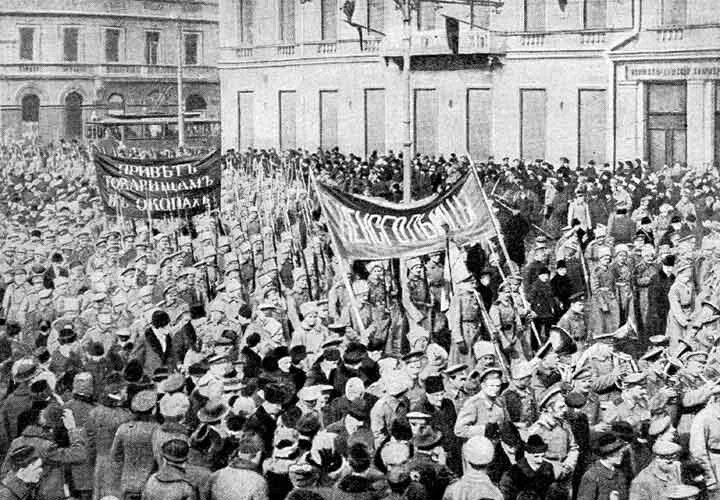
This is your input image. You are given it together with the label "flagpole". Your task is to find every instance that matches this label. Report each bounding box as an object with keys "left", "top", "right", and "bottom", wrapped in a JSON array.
[{"left": 307, "top": 169, "right": 367, "bottom": 341}]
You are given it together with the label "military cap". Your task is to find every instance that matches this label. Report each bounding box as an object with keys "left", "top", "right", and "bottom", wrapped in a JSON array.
[
  {"left": 444, "top": 364, "right": 468, "bottom": 376},
  {"left": 621, "top": 372, "right": 646, "bottom": 387},
  {"left": 463, "top": 436, "right": 494, "bottom": 465},
  {"left": 131, "top": 389, "right": 157, "bottom": 413},
  {"left": 478, "top": 367, "right": 503, "bottom": 384},
  {"left": 648, "top": 414, "right": 672, "bottom": 437},
  {"left": 539, "top": 384, "right": 564, "bottom": 409},
  {"left": 511, "top": 361, "right": 533, "bottom": 380},
  {"left": 401, "top": 350, "right": 425, "bottom": 363},
  {"left": 159, "top": 392, "right": 190, "bottom": 418},
  {"left": 161, "top": 439, "right": 189, "bottom": 464},
  {"left": 12, "top": 358, "right": 38, "bottom": 383}
]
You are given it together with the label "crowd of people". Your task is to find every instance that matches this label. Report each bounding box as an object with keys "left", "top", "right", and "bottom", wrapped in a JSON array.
[{"left": 0, "top": 138, "right": 718, "bottom": 500}]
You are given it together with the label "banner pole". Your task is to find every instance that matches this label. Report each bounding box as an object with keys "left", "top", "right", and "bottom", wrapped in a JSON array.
[
  {"left": 307, "top": 169, "right": 367, "bottom": 341},
  {"left": 469, "top": 157, "right": 543, "bottom": 349}
]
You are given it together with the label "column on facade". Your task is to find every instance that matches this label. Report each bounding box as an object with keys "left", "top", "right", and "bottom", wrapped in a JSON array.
[
  {"left": 614, "top": 80, "right": 641, "bottom": 162},
  {"left": 686, "top": 79, "right": 712, "bottom": 169}
]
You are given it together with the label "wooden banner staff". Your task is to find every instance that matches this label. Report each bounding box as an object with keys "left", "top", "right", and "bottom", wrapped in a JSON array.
[
  {"left": 308, "top": 170, "right": 367, "bottom": 340},
  {"left": 469, "top": 156, "right": 543, "bottom": 349}
]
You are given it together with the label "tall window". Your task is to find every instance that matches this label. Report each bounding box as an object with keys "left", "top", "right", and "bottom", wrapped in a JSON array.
[
  {"left": 21, "top": 94, "right": 40, "bottom": 122},
  {"left": 321, "top": 0, "right": 337, "bottom": 41},
  {"left": 279, "top": 91, "right": 297, "bottom": 150},
  {"left": 467, "top": 89, "right": 491, "bottom": 162},
  {"left": 19, "top": 27, "right": 34, "bottom": 61},
  {"left": 105, "top": 29, "right": 121, "bottom": 62},
  {"left": 145, "top": 31, "right": 160, "bottom": 65},
  {"left": 63, "top": 28, "right": 79, "bottom": 62},
  {"left": 417, "top": 1, "right": 436, "bottom": 31},
  {"left": 662, "top": 0, "right": 686, "bottom": 25},
  {"left": 524, "top": 0, "right": 546, "bottom": 31},
  {"left": 365, "top": 89, "right": 385, "bottom": 156},
  {"left": 578, "top": 90, "right": 607, "bottom": 166},
  {"left": 238, "top": 91, "right": 254, "bottom": 149},
  {"left": 414, "top": 89, "right": 438, "bottom": 155},
  {"left": 320, "top": 90, "right": 338, "bottom": 151},
  {"left": 584, "top": 0, "right": 607, "bottom": 29},
  {"left": 520, "top": 89, "right": 547, "bottom": 161},
  {"left": 367, "top": 0, "right": 384, "bottom": 34},
  {"left": 184, "top": 33, "right": 200, "bottom": 65},
  {"left": 279, "top": 0, "right": 295, "bottom": 43},
  {"left": 238, "top": 0, "right": 254, "bottom": 44}
]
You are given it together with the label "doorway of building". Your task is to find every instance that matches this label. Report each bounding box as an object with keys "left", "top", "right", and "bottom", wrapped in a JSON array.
[
  {"left": 64, "top": 92, "right": 83, "bottom": 138},
  {"left": 647, "top": 82, "right": 686, "bottom": 169}
]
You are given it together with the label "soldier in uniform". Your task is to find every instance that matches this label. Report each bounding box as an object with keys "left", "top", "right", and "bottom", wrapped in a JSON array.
[
  {"left": 489, "top": 283, "right": 526, "bottom": 365},
  {"left": 589, "top": 246, "right": 621, "bottom": 335},
  {"left": 611, "top": 244, "right": 636, "bottom": 325},
  {"left": 633, "top": 244, "right": 657, "bottom": 348},
  {"left": 557, "top": 292, "right": 588, "bottom": 353},
  {"left": 526, "top": 385, "right": 579, "bottom": 482},
  {"left": 676, "top": 351, "right": 720, "bottom": 440},
  {"left": 454, "top": 367, "right": 508, "bottom": 439},
  {"left": 602, "top": 372, "right": 650, "bottom": 430},
  {"left": 499, "top": 360, "right": 537, "bottom": 428},
  {"left": 629, "top": 440, "right": 683, "bottom": 500},
  {"left": 2, "top": 268, "right": 30, "bottom": 325},
  {"left": 666, "top": 263, "right": 696, "bottom": 351},
  {"left": 447, "top": 273, "right": 480, "bottom": 367},
  {"left": 690, "top": 390, "right": 720, "bottom": 499},
  {"left": 443, "top": 364, "right": 471, "bottom": 411}
]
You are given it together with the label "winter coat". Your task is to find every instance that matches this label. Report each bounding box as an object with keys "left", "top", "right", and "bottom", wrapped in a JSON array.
[
  {"left": 499, "top": 458, "right": 556, "bottom": 500},
  {"left": 209, "top": 458, "right": 268, "bottom": 500},
  {"left": 142, "top": 463, "right": 198, "bottom": 500},
  {"left": 64, "top": 396, "right": 96, "bottom": 492},
  {"left": 86, "top": 403, "right": 133, "bottom": 500},
  {"left": 110, "top": 419, "right": 159, "bottom": 496},
  {"left": 0, "top": 474, "right": 31, "bottom": 500},
  {"left": 132, "top": 327, "right": 178, "bottom": 377},
  {"left": 1, "top": 425, "right": 87, "bottom": 500}
]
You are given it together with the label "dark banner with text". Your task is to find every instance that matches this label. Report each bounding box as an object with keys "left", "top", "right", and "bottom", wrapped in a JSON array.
[
  {"left": 316, "top": 171, "right": 495, "bottom": 259},
  {"left": 94, "top": 150, "right": 221, "bottom": 219}
]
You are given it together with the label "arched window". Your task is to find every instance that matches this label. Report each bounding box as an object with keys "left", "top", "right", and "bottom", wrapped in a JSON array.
[
  {"left": 186, "top": 94, "right": 207, "bottom": 112},
  {"left": 108, "top": 93, "right": 125, "bottom": 114},
  {"left": 21, "top": 94, "right": 40, "bottom": 122}
]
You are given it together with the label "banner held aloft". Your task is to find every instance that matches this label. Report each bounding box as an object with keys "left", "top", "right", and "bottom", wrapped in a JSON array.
[{"left": 94, "top": 149, "right": 221, "bottom": 219}]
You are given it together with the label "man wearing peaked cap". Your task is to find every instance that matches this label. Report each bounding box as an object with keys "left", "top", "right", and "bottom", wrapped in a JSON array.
[
  {"left": 454, "top": 367, "right": 506, "bottom": 439},
  {"left": 499, "top": 360, "right": 537, "bottom": 427},
  {"left": 108, "top": 389, "right": 159, "bottom": 500},
  {"left": 602, "top": 372, "right": 649, "bottom": 429},
  {"left": 142, "top": 438, "right": 194, "bottom": 500},
  {"left": 526, "top": 383, "right": 579, "bottom": 482},
  {"left": 629, "top": 440, "right": 683, "bottom": 500}
]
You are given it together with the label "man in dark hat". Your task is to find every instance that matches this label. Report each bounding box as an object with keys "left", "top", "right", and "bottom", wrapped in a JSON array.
[
  {"left": 499, "top": 434, "right": 556, "bottom": 500},
  {"left": 110, "top": 389, "right": 159, "bottom": 500},
  {"left": 528, "top": 266, "right": 557, "bottom": 340},
  {"left": 0, "top": 358, "right": 37, "bottom": 457},
  {"left": 407, "top": 427, "right": 455, "bottom": 500},
  {"left": 647, "top": 255, "right": 676, "bottom": 345},
  {"left": 577, "top": 433, "right": 629, "bottom": 500},
  {"left": 243, "top": 383, "right": 285, "bottom": 454},
  {"left": 325, "top": 399, "right": 373, "bottom": 457},
  {"left": 142, "top": 439, "right": 197, "bottom": 500},
  {"left": 64, "top": 372, "right": 96, "bottom": 500},
  {"left": 133, "top": 309, "right": 178, "bottom": 376}
]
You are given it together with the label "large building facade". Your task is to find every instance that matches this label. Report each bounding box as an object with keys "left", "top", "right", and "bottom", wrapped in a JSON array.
[
  {"left": 0, "top": 0, "right": 219, "bottom": 142},
  {"left": 218, "top": 0, "right": 720, "bottom": 169}
]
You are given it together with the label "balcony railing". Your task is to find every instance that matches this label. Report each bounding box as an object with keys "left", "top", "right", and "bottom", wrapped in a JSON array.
[
  {"left": 380, "top": 24, "right": 503, "bottom": 57},
  {"left": 0, "top": 63, "right": 218, "bottom": 80},
  {"left": 228, "top": 39, "right": 384, "bottom": 62}
]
